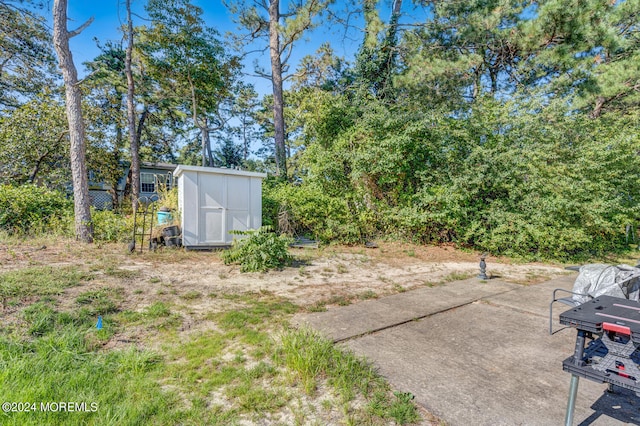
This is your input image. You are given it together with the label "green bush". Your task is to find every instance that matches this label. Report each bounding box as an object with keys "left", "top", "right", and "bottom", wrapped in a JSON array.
[
  {"left": 92, "top": 208, "right": 131, "bottom": 242},
  {"left": 221, "top": 226, "right": 292, "bottom": 272},
  {"left": 264, "top": 182, "right": 363, "bottom": 243},
  {"left": 0, "top": 184, "right": 72, "bottom": 235},
  {"left": 284, "top": 93, "right": 640, "bottom": 260}
]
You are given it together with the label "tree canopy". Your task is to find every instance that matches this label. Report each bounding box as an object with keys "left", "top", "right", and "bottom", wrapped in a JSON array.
[{"left": 1, "top": 0, "right": 639, "bottom": 259}]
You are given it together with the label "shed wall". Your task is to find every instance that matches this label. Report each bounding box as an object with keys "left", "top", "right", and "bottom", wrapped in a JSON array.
[{"left": 175, "top": 166, "right": 264, "bottom": 248}]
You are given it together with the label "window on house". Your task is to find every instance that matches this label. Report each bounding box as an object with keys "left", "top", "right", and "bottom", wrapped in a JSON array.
[
  {"left": 158, "top": 172, "right": 173, "bottom": 191},
  {"left": 140, "top": 173, "right": 155, "bottom": 193}
]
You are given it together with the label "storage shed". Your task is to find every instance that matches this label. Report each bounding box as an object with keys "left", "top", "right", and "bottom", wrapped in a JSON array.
[{"left": 174, "top": 165, "right": 267, "bottom": 249}]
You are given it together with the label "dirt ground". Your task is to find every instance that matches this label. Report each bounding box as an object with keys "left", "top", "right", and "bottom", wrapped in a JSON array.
[
  {"left": 0, "top": 238, "right": 575, "bottom": 425},
  {"left": 0, "top": 238, "right": 570, "bottom": 314}
]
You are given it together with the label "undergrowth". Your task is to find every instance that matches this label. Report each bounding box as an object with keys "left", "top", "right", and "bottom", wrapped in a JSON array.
[
  {"left": 277, "top": 327, "right": 421, "bottom": 424},
  {"left": 222, "top": 226, "right": 292, "bottom": 272}
]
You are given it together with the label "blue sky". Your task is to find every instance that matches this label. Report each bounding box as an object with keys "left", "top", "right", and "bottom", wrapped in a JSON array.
[
  {"left": 39, "top": 0, "right": 428, "bottom": 95},
  {"left": 45, "top": 0, "right": 360, "bottom": 94},
  {"left": 63, "top": 0, "right": 237, "bottom": 64}
]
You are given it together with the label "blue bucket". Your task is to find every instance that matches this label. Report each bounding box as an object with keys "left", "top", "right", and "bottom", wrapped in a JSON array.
[{"left": 157, "top": 211, "right": 173, "bottom": 224}]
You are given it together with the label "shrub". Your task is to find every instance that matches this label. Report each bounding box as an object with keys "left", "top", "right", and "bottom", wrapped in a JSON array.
[
  {"left": 221, "top": 226, "right": 292, "bottom": 272},
  {"left": 0, "top": 184, "right": 72, "bottom": 235},
  {"left": 264, "top": 182, "right": 363, "bottom": 243},
  {"left": 92, "top": 208, "right": 131, "bottom": 242}
]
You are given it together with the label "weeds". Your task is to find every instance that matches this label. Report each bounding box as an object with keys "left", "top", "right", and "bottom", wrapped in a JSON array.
[
  {"left": 180, "top": 291, "right": 202, "bottom": 300},
  {"left": 0, "top": 242, "right": 427, "bottom": 425},
  {"left": 150, "top": 302, "right": 173, "bottom": 318},
  {"left": 278, "top": 327, "right": 421, "bottom": 423},
  {"left": 222, "top": 226, "right": 292, "bottom": 272},
  {"left": 0, "top": 266, "right": 90, "bottom": 308},
  {"left": 104, "top": 266, "right": 141, "bottom": 279},
  {"left": 393, "top": 283, "right": 406, "bottom": 293},
  {"left": 76, "top": 287, "right": 120, "bottom": 315},
  {"left": 358, "top": 290, "right": 378, "bottom": 300},
  {"left": 442, "top": 271, "right": 473, "bottom": 282},
  {"left": 308, "top": 302, "right": 327, "bottom": 312}
]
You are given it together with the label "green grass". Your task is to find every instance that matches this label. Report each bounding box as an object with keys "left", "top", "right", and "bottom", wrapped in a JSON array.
[
  {"left": 113, "top": 301, "right": 177, "bottom": 325},
  {"left": 76, "top": 287, "right": 121, "bottom": 315},
  {"left": 0, "top": 266, "right": 90, "bottom": 307},
  {"left": 307, "top": 302, "right": 327, "bottom": 312},
  {"left": 0, "top": 297, "right": 175, "bottom": 426},
  {"left": 0, "top": 263, "right": 422, "bottom": 425},
  {"left": 180, "top": 291, "right": 202, "bottom": 300},
  {"left": 158, "top": 298, "right": 298, "bottom": 421},
  {"left": 442, "top": 271, "right": 473, "bottom": 282},
  {"left": 277, "top": 327, "right": 421, "bottom": 423},
  {"left": 358, "top": 290, "right": 378, "bottom": 300},
  {"left": 145, "top": 301, "right": 171, "bottom": 318},
  {"left": 104, "top": 266, "right": 141, "bottom": 279}
]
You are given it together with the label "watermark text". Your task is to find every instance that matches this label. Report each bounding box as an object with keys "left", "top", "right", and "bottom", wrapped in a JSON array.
[{"left": 2, "top": 401, "right": 98, "bottom": 413}]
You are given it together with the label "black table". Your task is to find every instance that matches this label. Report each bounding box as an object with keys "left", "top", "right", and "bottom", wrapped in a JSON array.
[{"left": 559, "top": 295, "right": 640, "bottom": 425}]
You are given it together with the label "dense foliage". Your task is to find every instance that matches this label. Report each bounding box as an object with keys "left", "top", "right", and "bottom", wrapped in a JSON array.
[
  {"left": 0, "top": 185, "right": 72, "bottom": 235},
  {"left": 1, "top": 0, "right": 639, "bottom": 260},
  {"left": 221, "top": 227, "right": 292, "bottom": 272},
  {"left": 0, "top": 184, "right": 137, "bottom": 242},
  {"left": 267, "top": 95, "right": 640, "bottom": 260}
]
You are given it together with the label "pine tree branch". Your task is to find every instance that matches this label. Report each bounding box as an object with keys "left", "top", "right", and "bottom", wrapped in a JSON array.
[{"left": 68, "top": 17, "right": 94, "bottom": 38}]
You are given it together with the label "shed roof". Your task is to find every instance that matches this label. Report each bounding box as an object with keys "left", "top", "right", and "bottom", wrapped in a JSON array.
[
  {"left": 141, "top": 162, "right": 178, "bottom": 172},
  {"left": 174, "top": 165, "right": 267, "bottom": 179}
]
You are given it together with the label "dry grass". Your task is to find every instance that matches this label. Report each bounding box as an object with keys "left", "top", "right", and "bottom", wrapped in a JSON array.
[{"left": 0, "top": 237, "right": 571, "bottom": 425}]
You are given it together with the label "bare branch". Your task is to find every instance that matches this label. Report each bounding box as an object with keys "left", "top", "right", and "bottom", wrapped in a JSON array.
[
  {"left": 252, "top": 69, "right": 272, "bottom": 80},
  {"left": 281, "top": 40, "right": 295, "bottom": 66},
  {"left": 69, "top": 17, "right": 95, "bottom": 38},
  {"left": 75, "top": 69, "right": 98, "bottom": 86}
]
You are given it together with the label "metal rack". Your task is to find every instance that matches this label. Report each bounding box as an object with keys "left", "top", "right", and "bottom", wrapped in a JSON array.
[{"left": 128, "top": 196, "right": 159, "bottom": 253}]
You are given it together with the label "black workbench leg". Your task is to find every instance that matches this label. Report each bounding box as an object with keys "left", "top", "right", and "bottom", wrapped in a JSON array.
[{"left": 565, "top": 330, "right": 586, "bottom": 426}]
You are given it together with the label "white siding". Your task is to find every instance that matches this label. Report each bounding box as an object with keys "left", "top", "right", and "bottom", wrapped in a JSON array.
[{"left": 174, "top": 165, "right": 266, "bottom": 248}]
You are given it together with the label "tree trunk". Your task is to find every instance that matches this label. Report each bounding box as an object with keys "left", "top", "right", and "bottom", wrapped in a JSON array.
[
  {"left": 590, "top": 96, "right": 605, "bottom": 119},
  {"left": 201, "top": 127, "right": 207, "bottom": 167},
  {"left": 269, "top": 0, "right": 287, "bottom": 178},
  {"left": 242, "top": 117, "right": 249, "bottom": 161},
  {"left": 110, "top": 125, "right": 122, "bottom": 210},
  {"left": 200, "top": 123, "right": 213, "bottom": 167},
  {"left": 125, "top": 0, "right": 140, "bottom": 211},
  {"left": 52, "top": 0, "right": 93, "bottom": 243}
]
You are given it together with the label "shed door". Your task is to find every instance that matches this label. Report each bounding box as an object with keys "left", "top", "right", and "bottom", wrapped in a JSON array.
[
  {"left": 198, "top": 173, "right": 225, "bottom": 244},
  {"left": 225, "top": 176, "right": 251, "bottom": 240}
]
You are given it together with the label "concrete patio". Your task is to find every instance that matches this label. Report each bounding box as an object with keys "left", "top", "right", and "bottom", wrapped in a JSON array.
[{"left": 293, "top": 275, "right": 640, "bottom": 425}]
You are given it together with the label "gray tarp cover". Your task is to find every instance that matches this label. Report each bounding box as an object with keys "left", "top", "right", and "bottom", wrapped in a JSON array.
[{"left": 572, "top": 264, "right": 640, "bottom": 304}]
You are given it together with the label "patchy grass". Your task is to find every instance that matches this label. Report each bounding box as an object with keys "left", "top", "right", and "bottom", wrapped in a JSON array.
[
  {"left": 425, "top": 271, "right": 474, "bottom": 287},
  {"left": 104, "top": 266, "right": 141, "bottom": 279},
  {"left": 0, "top": 266, "right": 91, "bottom": 308},
  {"left": 0, "top": 240, "right": 451, "bottom": 425},
  {"left": 358, "top": 290, "right": 378, "bottom": 300},
  {"left": 442, "top": 271, "right": 473, "bottom": 282},
  {"left": 75, "top": 287, "right": 121, "bottom": 315},
  {"left": 0, "top": 294, "right": 172, "bottom": 426},
  {"left": 307, "top": 302, "right": 328, "bottom": 312},
  {"left": 278, "top": 327, "right": 421, "bottom": 424},
  {"left": 180, "top": 290, "right": 202, "bottom": 301}
]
